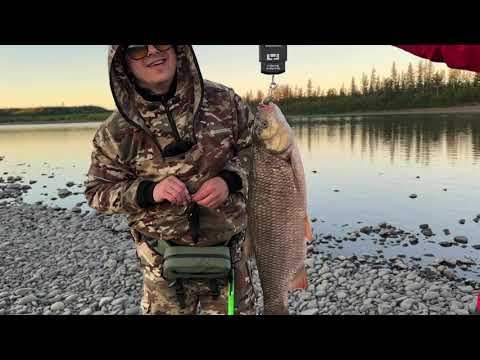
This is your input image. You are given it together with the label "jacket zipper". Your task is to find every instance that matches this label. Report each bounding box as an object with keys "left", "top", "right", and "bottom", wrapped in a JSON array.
[{"left": 162, "top": 100, "right": 181, "bottom": 142}]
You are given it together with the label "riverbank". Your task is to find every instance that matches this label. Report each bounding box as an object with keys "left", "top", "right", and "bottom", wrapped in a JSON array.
[
  {"left": 0, "top": 106, "right": 111, "bottom": 125},
  {"left": 0, "top": 114, "right": 109, "bottom": 126},
  {"left": 0, "top": 199, "right": 478, "bottom": 315},
  {"left": 2, "top": 104, "right": 480, "bottom": 127},
  {"left": 288, "top": 104, "right": 480, "bottom": 119}
]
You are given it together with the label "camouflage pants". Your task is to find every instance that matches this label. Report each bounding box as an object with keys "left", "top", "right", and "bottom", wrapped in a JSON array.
[{"left": 133, "top": 231, "right": 257, "bottom": 315}]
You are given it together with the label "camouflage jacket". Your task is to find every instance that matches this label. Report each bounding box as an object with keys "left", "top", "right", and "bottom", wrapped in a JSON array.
[{"left": 85, "top": 45, "right": 255, "bottom": 246}]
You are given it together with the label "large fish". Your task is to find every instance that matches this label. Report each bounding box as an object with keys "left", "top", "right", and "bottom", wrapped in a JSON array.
[{"left": 246, "top": 102, "right": 314, "bottom": 315}]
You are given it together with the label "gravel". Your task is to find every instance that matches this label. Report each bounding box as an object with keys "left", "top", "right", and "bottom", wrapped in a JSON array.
[{"left": 1, "top": 202, "right": 479, "bottom": 316}]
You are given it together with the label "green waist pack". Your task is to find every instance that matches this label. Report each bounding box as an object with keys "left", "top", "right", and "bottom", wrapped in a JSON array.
[{"left": 152, "top": 240, "right": 232, "bottom": 281}]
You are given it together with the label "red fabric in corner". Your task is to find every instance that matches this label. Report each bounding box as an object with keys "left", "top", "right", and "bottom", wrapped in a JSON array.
[{"left": 395, "top": 45, "right": 480, "bottom": 73}]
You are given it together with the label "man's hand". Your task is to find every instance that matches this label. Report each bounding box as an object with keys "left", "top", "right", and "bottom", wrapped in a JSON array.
[
  {"left": 192, "top": 177, "right": 229, "bottom": 209},
  {"left": 153, "top": 176, "right": 191, "bottom": 206}
]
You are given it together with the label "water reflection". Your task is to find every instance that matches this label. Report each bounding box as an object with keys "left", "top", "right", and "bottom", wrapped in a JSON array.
[{"left": 291, "top": 114, "right": 480, "bottom": 166}]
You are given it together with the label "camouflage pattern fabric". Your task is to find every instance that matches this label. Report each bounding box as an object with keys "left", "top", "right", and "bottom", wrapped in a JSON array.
[
  {"left": 134, "top": 230, "right": 256, "bottom": 315},
  {"left": 85, "top": 45, "right": 255, "bottom": 247}
]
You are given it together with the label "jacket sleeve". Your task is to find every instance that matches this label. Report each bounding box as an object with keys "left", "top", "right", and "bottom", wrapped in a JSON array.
[
  {"left": 395, "top": 45, "right": 480, "bottom": 73},
  {"left": 222, "top": 91, "right": 255, "bottom": 200},
  {"left": 84, "top": 123, "right": 145, "bottom": 215}
]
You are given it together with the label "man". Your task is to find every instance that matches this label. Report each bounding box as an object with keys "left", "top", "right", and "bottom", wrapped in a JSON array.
[{"left": 85, "top": 45, "right": 257, "bottom": 315}]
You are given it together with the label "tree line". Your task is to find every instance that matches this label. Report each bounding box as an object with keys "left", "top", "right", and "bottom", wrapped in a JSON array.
[{"left": 244, "top": 60, "right": 480, "bottom": 115}]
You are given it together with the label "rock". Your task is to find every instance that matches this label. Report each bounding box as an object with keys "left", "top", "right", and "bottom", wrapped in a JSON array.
[
  {"left": 473, "top": 245, "right": 480, "bottom": 250},
  {"left": 99, "top": 297, "right": 113, "bottom": 307},
  {"left": 300, "top": 308, "right": 318, "bottom": 315},
  {"left": 50, "top": 302, "right": 65, "bottom": 311},
  {"left": 454, "top": 236, "right": 468, "bottom": 244},
  {"left": 409, "top": 194, "right": 418, "bottom": 199},
  {"left": 419, "top": 224, "right": 430, "bottom": 230},
  {"left": 459, "top": 219, "right": 466, "bottom": 225},
  {"left": 71, "top": 207, "right": 82, "bottom": 213},
  {"left": 336, "top": 291, "right": 348, "bottom": 300},
  {"left": 125, "top": 306, "right": 139, "bottom": 315},
  {"left": 400, "top": 298, "right": 415, "bottom": 310},
  {"left": 443, "top": 270, "right": 456, "bottom": 280},
  {"left": 409, "top": 238, "right": 419, "bottom": 245},
  {"left": 14, "top": 288, "right": 33, "bottom": 296},
  {"left": 443, "top": 229, "right": 451, "bottom": 235},
  {"left": 378, "top": 304, "right": 392, "bottom": 315},
  {"left": 79, "top": 308, "right": 93, "bottom": 315},
  {"left": 111, "top": 297, "right": 128, "bottom": 306},
  {"left": 114, "top": 223, "right": 130, "bottom": 232},
  {"left": 421, "top": 228, "right": 433, "bottom": 237},
  {"left": 439, "top": 241, "right": 453, "bottom": 248},
  {"left": 405, "top": 283, "right": 423, "bottom": 292},
  {"left": 423, "top": 291, "right": 439, "bottom": 301},
  {"left": 439, "top": 259, "right": 457, "bottom": 268},
  {"left": 57, "top": 189, "right": 72, "bottom": 198},
  {"left": 66, "top": 182, "right": 75, "bottom": 187},
  {"left": 360, "top": 226, "right": 372, "bottom": 235},
  {"left": 379, "top": 228, "right": 392, "bottom": 238},
  {"left": 18, "top": 294, "right": 37, "bottom": 305},
  {"left": 64, "top": 294, "right": 79, "bottom": 304},
  {"left": 457, "top": 258, "right": 476, "bottom": 266}
]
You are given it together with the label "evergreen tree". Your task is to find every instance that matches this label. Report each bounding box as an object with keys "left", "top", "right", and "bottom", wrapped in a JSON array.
[
  {"left": 361, "top": 73, "right": 369, "bottom": 95},
  {"left": 391, "top": 62, "right": 399, "bottom": 92},
  {"left": 417, "top": 61, "right": 424, "bottom": 91},
  {"left": 474, "top": 72, "right": 480, "bottom": 87},
  {"left": 351, "top": 76, "right": 359, "bottom": 96},
  {"left": 448, "top": 69, "right": 460, "bottom": 88},
  {"left": 425, "top": 61, "right": 434, "bottom": 90},
  {"left": 406, "top": 63, "right": 415, "bottom": 90},
  {"left": 306, "top": 79, "right": 313, "bottom": 97},
  {"left": 369, "top": 67, "right": 377, "bottom": 95},
  {"left": 326, "top": 88, "right": 337, "bottom": 97}
]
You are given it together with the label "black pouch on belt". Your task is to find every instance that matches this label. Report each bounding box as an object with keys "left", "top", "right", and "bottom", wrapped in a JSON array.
[{"left": 188, "top": 203, "right": 200, "bottom": 244}]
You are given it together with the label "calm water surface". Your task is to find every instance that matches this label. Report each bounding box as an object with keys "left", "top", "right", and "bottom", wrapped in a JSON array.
[{"left": 1, "top": 115, "right": 479, "bottom": 277}]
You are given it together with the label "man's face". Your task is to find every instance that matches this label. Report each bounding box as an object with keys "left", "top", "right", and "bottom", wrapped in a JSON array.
[{"left": 125, "top": 45, "right": 177, "bottom": 91}]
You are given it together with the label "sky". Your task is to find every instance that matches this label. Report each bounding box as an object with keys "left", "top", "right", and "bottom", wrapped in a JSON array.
[{"left": 0, "top": 45, "right": 451, "bottom": 110}]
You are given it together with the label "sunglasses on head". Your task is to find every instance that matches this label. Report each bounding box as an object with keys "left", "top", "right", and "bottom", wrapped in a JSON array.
[{"left": 125, "top": 45, "right": 173, "bottom": 60}]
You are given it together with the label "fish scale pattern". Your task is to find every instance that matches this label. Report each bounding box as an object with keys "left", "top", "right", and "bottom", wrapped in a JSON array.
[{"left": 249, "top": 146, "right": 306, "bottom": 314}]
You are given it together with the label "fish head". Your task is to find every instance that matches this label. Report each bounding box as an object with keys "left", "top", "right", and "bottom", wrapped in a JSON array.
[{"left": 254, "top": 103, "right": 292, "bottom": 153}]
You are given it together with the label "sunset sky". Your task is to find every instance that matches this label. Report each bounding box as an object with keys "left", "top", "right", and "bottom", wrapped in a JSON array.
[{"left": 0, "top": 45, "right": 452, "bottom": 109}]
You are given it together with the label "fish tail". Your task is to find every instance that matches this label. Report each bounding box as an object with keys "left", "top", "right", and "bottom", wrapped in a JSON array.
[
  {"left": 304, "top": 215, "right": 314, "bottom": 241},
  {"left": 289, "top": 266, "right": 309, "bottom": 290}
]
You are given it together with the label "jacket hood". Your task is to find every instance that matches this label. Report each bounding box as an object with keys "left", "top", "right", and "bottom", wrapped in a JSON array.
[{"left": 108, "top": 45, "right": 204, "bottom": 134}]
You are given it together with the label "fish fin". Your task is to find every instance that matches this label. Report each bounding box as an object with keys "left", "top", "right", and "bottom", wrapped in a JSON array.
[
  {"left": 289, "top": 266, "right": 309, "bottom": 290},
  {"left": 304, "top": 216, "right": 314, "bottom": 242}
]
